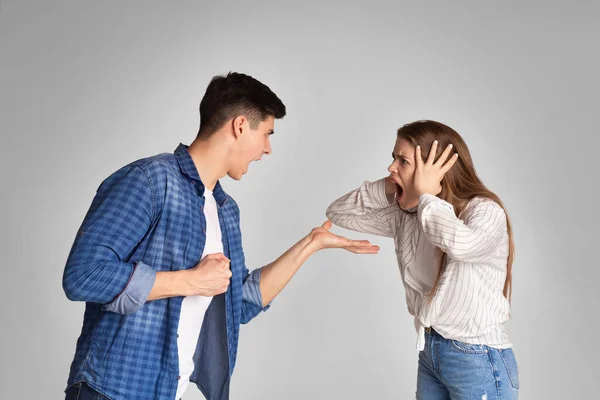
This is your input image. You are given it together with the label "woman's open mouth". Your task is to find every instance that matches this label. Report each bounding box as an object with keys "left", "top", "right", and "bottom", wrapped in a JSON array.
[{"left": 395, "top": 182, "right": 404, "bottom": 200}]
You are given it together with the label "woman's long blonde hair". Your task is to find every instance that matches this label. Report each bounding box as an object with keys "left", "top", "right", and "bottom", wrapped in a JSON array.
[{"left": 398, "top": 120, "right": 514, "bottom": 301}]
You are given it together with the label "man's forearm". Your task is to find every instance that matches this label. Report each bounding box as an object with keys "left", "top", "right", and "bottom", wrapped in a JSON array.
[
  {"left": 147, "top": 270, "right": 191, "bottom": 301},
  {"left": 259, "top": 233, "right": 319, "bottom": 306},
  {"left": 148, "top": 234, "right": 319, "bottom": 305}
]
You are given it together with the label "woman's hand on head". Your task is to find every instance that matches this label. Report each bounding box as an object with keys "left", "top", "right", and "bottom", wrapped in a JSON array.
[{"left": 413, "top": 140, "right": 459, "bottom": 197}]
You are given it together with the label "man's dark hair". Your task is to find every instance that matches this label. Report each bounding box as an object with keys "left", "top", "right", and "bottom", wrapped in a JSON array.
[{"left": 197, "top": 72, "right": 286, "bottom": 138}]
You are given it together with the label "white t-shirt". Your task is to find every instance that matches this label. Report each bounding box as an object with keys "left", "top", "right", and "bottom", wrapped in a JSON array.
[{"left": 175, "top": 188, "right": 223, "bottom": 400}]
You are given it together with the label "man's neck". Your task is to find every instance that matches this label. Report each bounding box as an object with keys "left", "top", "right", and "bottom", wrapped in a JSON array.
[{"left": 187, "top": 133, "right": 230, "bottom": 191}]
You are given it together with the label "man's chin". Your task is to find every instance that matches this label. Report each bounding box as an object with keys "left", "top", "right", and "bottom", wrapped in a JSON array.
[
  {"left": 227, "top": 162, "right": 253, "bottom": 180},
  {"left": 226, "top": 171, "right": 243, "bottom": 181}
]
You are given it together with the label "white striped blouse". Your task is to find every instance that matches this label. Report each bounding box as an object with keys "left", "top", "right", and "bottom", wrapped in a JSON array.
[{"left": 326, "top": 178, "right": 512, "bottom": 351}]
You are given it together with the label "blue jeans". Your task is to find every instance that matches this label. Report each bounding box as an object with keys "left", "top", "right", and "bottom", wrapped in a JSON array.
[
  {"left": 417, "top": 329, "right": 519, "bottom": 399},
  {"left": 65, "top": 382, "right": 109, "bottom": 400}
]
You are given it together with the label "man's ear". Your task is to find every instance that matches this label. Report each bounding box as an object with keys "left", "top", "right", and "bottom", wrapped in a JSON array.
[{"left": 232, "top": 115, "right": 247, "bottom": 140}]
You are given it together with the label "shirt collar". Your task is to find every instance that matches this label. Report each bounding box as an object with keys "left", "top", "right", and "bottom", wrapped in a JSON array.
[{"left": 174, "top": 143, "right": 228, "bottom": 206}]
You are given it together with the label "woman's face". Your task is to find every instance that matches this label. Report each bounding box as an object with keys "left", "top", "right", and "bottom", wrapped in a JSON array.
[{"left": 388, "top": 137, "right": 420, "bottom": 210}]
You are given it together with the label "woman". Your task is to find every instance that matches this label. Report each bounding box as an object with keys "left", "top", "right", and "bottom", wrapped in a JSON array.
[{"left": 326, "top": 120, "right": 519, "bottom": 399}]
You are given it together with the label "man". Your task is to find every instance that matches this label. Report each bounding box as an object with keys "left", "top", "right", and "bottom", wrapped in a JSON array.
[{"left": 63, "top": 72, "right": 379, "bottom": 400}]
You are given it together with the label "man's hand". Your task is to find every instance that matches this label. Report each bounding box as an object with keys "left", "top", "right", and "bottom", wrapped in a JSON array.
[
  {"left": 308, "top": 220, "right": 380, "bottom": 254},
  {"left": 185, "top": 253, "right": 232, "bottom": 296}
]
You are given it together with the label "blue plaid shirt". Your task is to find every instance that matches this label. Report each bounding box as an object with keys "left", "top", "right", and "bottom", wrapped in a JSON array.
[{"left": 63, "top": 144, "right": 269, "bottom": 400}]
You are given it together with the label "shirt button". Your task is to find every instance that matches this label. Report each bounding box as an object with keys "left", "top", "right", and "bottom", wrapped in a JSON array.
[
  {"left": 202, "top": 228, "right": 206, "bottom": 234},
  {"left": 191, "top": 181, "right": 196, "bottom": 186},
  {"left": 177, "top": 376, "right": 180, "bottom": 380}
]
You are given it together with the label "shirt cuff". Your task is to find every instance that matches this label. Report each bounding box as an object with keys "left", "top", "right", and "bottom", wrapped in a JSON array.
[
  {"left": 242, "top": 267, "right": 270, "bottom": 312},
  {"left": 418, "top": 193, "right": 438, "bottom": 208},
  {"left": 418, "top": 193, "right": 452, "bottom": 212},
  {"left": 102, "top": 261, "right": 157, "bottom": 315}
]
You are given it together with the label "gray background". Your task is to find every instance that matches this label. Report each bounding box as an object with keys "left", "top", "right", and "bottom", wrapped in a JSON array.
[{"left": 1, "top": 1, "right": 598, "bottom": 399}]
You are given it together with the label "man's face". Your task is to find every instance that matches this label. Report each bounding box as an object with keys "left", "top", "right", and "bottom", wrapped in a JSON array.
[{"left": 227, "top": 115, "right": 274, "bottom": 180}]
